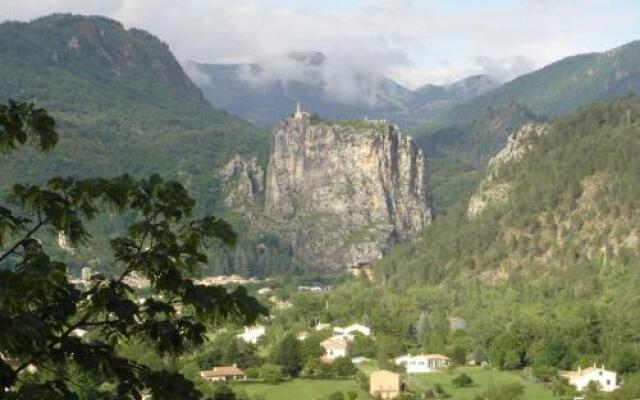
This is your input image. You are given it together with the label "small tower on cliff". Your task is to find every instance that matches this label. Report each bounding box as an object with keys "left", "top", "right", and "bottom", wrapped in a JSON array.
[{"left": 293, "top": 102, "right": 310, "bottom": 120}]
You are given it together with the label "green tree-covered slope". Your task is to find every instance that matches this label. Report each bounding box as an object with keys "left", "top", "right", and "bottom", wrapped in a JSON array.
[
  {"left": 380, "top": 97, "right": 640, "bottom": 286},
  {"left": 416, "top": 40, "right": 640, "bottom": 164},
  {"left": 0, "top": 14, "right": 268, "bottom": 188},
  {"left": 0, "top": 14, "right": 287, "bottom": 276}
]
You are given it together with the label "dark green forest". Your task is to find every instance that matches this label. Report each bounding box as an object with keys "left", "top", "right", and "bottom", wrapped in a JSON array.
[{"left": 0, "top": 14, "right": 309, "bottom": 278}]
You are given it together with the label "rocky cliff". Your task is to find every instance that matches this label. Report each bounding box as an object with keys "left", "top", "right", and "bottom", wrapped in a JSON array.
[
  {"left": 468, "top": 123, "right": 548, "bottom": 218},
  {"left": 259, "top": 113, "right": 433, "bottom": 272},
  {"left": 218, "top": 154, "right": 265, "bottom": 209}
]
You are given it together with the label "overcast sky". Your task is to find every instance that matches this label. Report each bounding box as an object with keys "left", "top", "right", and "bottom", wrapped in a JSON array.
[{"left": 1, "top": 0, "right": 638, "bottom": 88}]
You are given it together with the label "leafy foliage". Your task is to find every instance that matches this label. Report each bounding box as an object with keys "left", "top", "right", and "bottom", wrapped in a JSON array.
[
  {"left": 0, "top": 102, "right": 267, "bottom": 399},
  {"left": 0, "top": 14, "right": 277, "bottom": 277},
  {"left": 452, "top": 372, "right": 474, "bottom": 387}
]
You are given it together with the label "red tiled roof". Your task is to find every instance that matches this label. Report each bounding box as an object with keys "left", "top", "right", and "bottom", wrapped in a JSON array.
[{"left": 200, "top": 366, "right": 245, "bottom": 378}]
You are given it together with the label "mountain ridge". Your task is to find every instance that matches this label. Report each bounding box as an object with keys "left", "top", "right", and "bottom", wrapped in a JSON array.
[
  {"left": 187, "top": 53, "right": 500, "bottom": 127},
  {"left": 415, "top": 39, "right": 640, "bottom": 164}
]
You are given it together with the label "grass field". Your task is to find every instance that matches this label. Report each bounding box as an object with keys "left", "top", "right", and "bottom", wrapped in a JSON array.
[
  {"left": 233, "top": 379, "right": 370, "bottom": 400},
  {"left": 405, "top": 367, "right": 556, "bottom": 400},
  {"left": 226, "top": 367, "right": 555, "bottom": 400}
]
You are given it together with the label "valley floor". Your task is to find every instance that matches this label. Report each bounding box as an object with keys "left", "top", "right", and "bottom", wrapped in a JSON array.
[
  {"left": 405, "top": 367, "right": 555, "bottom": 400},
  {"left": 228, "top": 367, "right": 556, "bottom": 400},
  {"left": 231, "top": 378, "right": 368, "bottom": 400}
]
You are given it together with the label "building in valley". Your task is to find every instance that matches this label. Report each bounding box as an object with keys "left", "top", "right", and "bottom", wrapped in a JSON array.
[
  {"left": 200, "top": 366, "right": 246, "bottom": 382},
  {"left": 560, "top": 365, "right": 618, "bottom": 392},
  {"left": 394, "top": 354, "right": 450, "bottom": 373},
  {"left": 369, "top": 370, "right": 403, "bottom": 399},
  {"left": 320, "top": 335, "right": 349, "bottom": 361}
]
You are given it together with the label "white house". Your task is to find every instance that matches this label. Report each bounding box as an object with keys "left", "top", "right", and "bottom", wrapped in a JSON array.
[
  {"left": 257, "top": 287, "right": 272, "bottom": 295},
  {"left": 236, "top": 325, "right": 265, "bottom": 344},
  {"left": 394, "top": 354, "right": 450, "bottom": 373},
  {"left": 320, "top": 335, "right": 349, "bottom": 361},
  {"left": 333, "top": 323, "right": 372, "bottom": 337},
  {"left": 315, "top": 322, "right": 332, "bottom": 331},
  {"left": 560, "top": 365, "right": 619, "bottom": 392}
]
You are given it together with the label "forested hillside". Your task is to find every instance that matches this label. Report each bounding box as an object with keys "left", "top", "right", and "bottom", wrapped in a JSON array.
[
  {"left": 0, "top": 14, "right": 268, "bottom": 185},
  {"left": 416, "top": 40, "right": 640, "bottom": 164},
  {"left": 309, "top": 98, "right": 640, "bottom": 383},
  {"left": 381, "top": 96, "right": 640, "bottom": 285},
  {"left": 0, "top": 14, "right": 300, "bottom": 276}
]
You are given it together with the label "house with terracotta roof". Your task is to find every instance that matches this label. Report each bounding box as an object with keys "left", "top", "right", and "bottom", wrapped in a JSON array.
[
  {"left": 560, "top": 364, "right": 618, "bottom": 392},
  {"left": 320, "top": 335, "right": 349, "bottom": 361},
  {"left": 370, "top": 370, "right": 403, "bottom": 399},
  {"left": 394, "top": 354, "right": 450, "bottom": 373},
  {"left": 200, "top": 366, "right": 246, "bottom": 382}
]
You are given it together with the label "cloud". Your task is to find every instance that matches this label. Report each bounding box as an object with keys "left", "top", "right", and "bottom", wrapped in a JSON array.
[
  {"left": 228, "top": 44, "right": 410, "bottom": 106},
  {"left": 0, "top": 0, "right": 636, "bottom": 89}
]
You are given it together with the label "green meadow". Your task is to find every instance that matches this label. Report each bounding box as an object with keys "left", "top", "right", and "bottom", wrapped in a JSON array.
[
  {"left": 405, "top": 367, "right": 555, "bottom": 400},
  {"left": 232, "top": 379, "right": 369, "bottom": 400}
]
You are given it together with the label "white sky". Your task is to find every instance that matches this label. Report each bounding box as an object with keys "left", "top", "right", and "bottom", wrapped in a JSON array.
[{"left": 1, "top": 0, "right": 638, "bottom": 88}]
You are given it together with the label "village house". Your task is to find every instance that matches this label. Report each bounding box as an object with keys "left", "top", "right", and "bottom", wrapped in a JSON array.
[
  {"left": 560, "top": 365, "right": 619, "bottom": 392},
  {"left": 394, "top": 354, "right": 450, "bottom": 373},
  {"left": 369, "top": 370, "right": 403, "bottom": 399},
  {"left": 200, "top": 366, "right": 246, "bottom": 382},
  {"left": 257, "top": 287, "right": 272, "bottom": 295},
  {"left": 315, "top": 322, "right": 332, "bottom": 331},
  {"left": 320, "top": 335, "right": 349, "bottom": 361},
  {"left": 333, "top": 323, "right": 371, "bottom": 337},
  {"left": 236, "top": 325, "right": 265, "bottom": 344}
]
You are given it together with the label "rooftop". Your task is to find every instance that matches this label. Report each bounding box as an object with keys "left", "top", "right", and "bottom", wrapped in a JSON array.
[
  {"left": 200, "top": 366, "right": 245, "bottom": 378},
  {"left": 321, "top": 336, "right": 349, "bottom": 349}
]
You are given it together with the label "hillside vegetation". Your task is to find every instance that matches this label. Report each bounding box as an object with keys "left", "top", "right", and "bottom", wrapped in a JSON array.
[
  {"left": 339, "top": 98, "right": 640, "bottom": 377},
  {"left": 0, "top": 14, "right": 278, "bottom": 275},
  {"left": 381, "top": 96, "right": 640, "bottom": 285},
  {"left": 0, "top": 14, "right": 268, "bottom": 188}
]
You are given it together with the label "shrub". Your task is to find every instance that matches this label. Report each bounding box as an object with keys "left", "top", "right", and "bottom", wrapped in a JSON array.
[
  {"left": 531, "top": 364, "right": 558, "bottom": 382},
  {"left": 328, "top": 392, "right": 345, "bottom": 400},
  {"left": 212, "top": 384, "right": 236, "bottom": 400},
  {"left": 244, "top": 366, "right": 260, "bottom": 379},
  {"left": 259, "top": 363, "right": 283, "bottom": 384},
  {"left": 333, "top": 357, "right": 357, "bottom": 378},
  {"left": 452, "top": 372, "right": 474, "bottom": 387}
]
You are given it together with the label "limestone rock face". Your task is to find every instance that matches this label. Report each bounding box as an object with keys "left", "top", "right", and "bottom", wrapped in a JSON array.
[
  {"left": 263, "top": 116, "right": 433, "bottom": 271},
  {"left": 468, "top": 123, "right": 548, "bottom": 218},
  {"left": 218, "top": 154, "right": 265, "bottom": 208}
]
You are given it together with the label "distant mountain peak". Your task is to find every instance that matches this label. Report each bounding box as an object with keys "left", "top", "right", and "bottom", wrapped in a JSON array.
[{"left": 189, "top": 52, "right": 499, "bottom": 127}]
